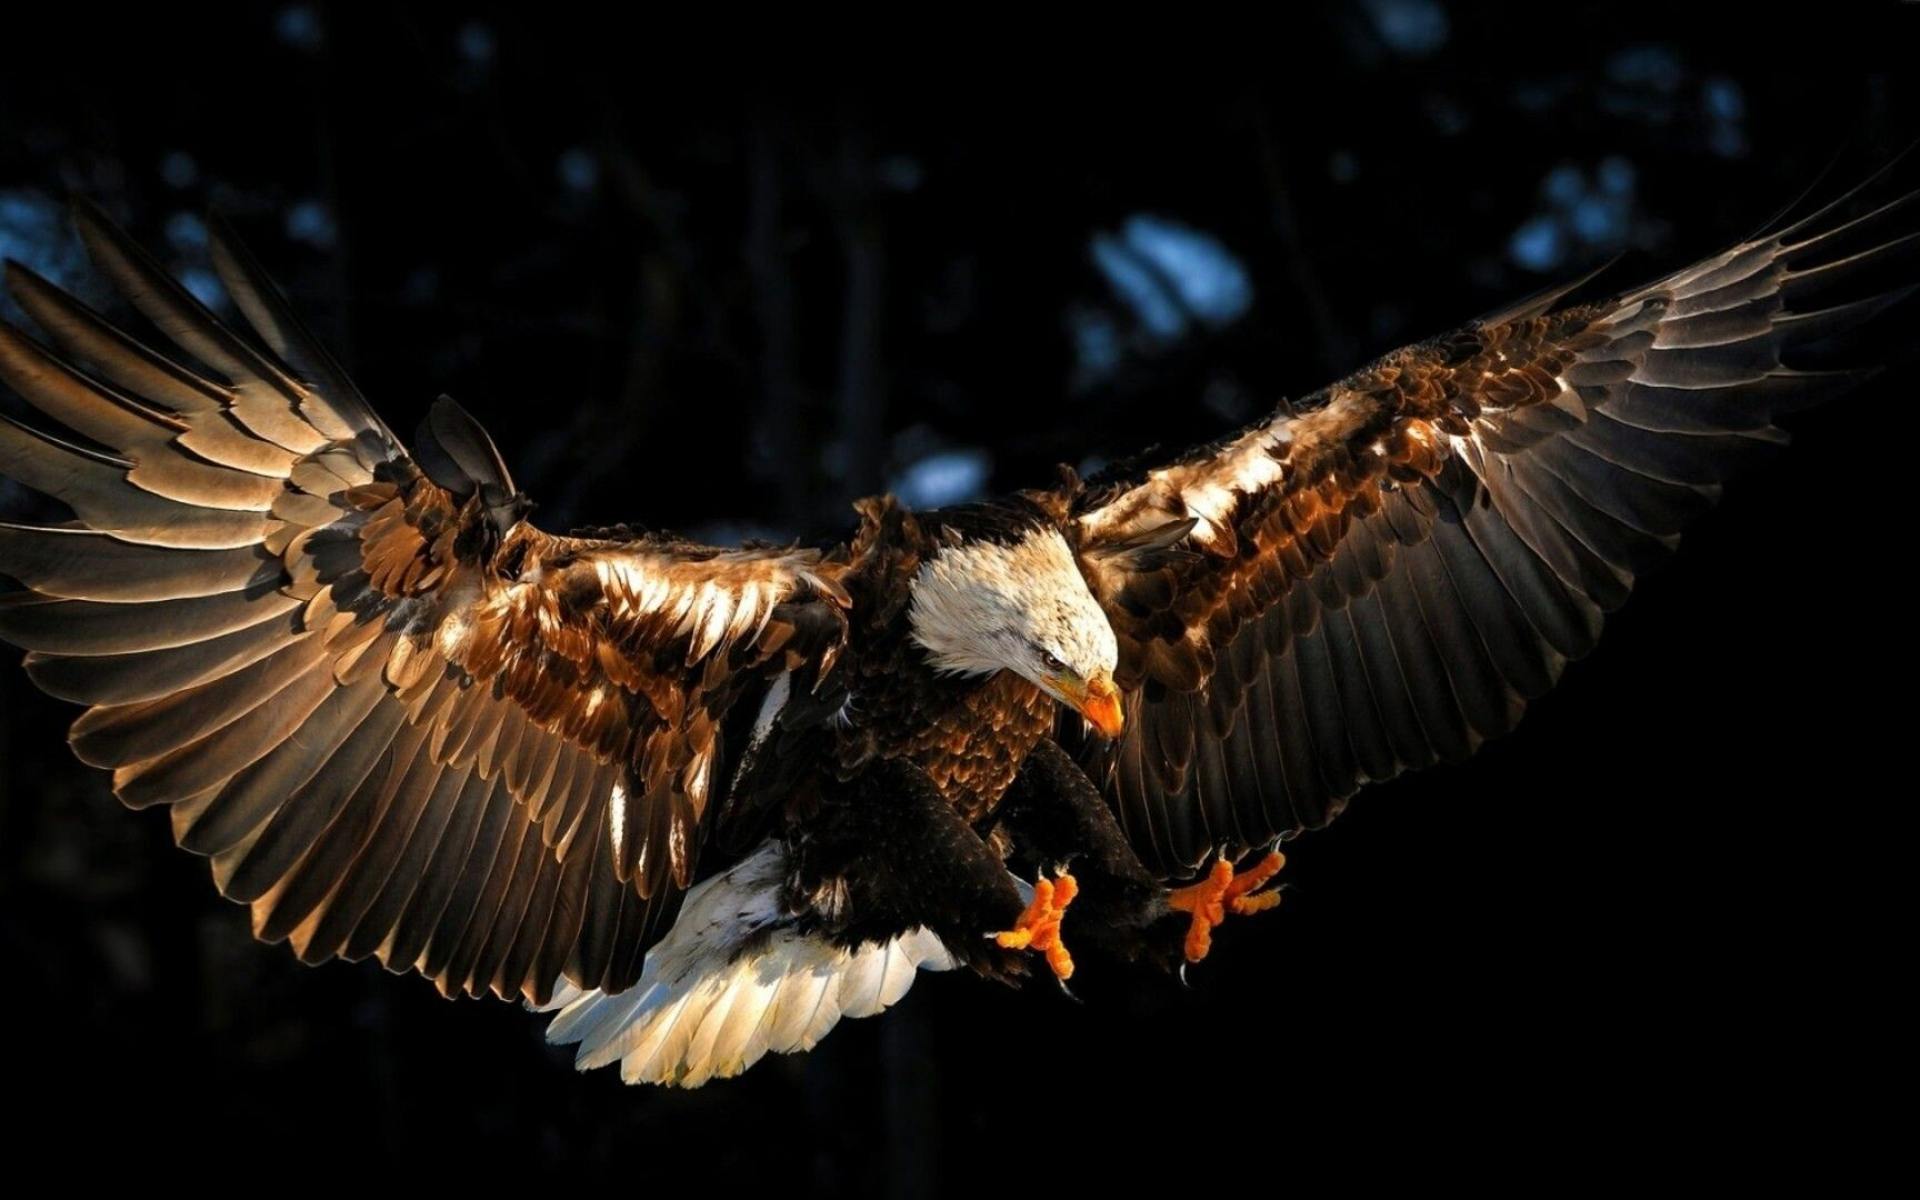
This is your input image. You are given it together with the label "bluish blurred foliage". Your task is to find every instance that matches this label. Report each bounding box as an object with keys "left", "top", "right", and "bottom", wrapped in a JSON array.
[
  {"left": 1079, "top": 215, "right": 1254, "bottom": 397},
  {"left": 1508, "top": 155, "right": 1650, "bottom": 273},
  {"left": 1604, "top": 44, "right": 1691, "bottom": 122},
  {"left": 285, "top": 199, "right": 339, "bottom": 250},
  {"left": 0, "top": 191, "right": 92, "bottom": 299},
  {"left": 1092, "top": 226, "right": 1190, "bottom": 340},
  {"left": 159, "top": 151, "right": 199, "bottom": 190},
  {"left": 557, "top": 148, "right": 600, "bottom": 195},
  {"left": 457, "top": 20, "right": 496, "bottom": 68},
  {"left": 274, "top": 4, "right": 324, "bottom": 53},
  {"left": 1095, "top": 217, "right": 1253, "bottom": 336},
  {"left": 1068, "top": 305, "right": 1125, "bottom": 391},
  {"left": 1362, "top": 0, "right": 1451, "bottom": 58},
  {"left": 1703, "top": 75, "right": 1751, "bottom": 158},
  {"left": 891, "top": 446, "right": 992, "bottom": 509},
  {"left": 0, "top": 2, "right": 1911, "bottom": 1189}
]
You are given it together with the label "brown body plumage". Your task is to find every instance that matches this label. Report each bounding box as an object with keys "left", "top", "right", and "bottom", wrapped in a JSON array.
[{"left": 830, "top": 498, "right": 1067, "bottom": 823}]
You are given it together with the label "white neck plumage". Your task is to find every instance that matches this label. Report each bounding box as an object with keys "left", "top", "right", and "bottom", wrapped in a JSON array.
[{"left": 905, "top": 526, "right": 1116, "bottom": 681}]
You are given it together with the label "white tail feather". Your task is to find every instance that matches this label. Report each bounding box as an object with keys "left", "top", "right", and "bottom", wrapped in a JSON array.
[{"left": 538, "top": 842, "right": 955, "bottom": 1087}]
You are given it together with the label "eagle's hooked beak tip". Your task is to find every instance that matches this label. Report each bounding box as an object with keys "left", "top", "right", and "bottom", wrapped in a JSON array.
[{"left": 1079, "top": 674, "right": 1124, "bottom": 739}]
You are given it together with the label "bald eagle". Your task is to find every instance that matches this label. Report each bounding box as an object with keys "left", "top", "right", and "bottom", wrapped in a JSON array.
[{"left": 0, "top": 180, "right": 1908, "bottom": 1087}]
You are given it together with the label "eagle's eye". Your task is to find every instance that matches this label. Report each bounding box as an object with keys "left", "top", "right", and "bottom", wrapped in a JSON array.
[{"left": 1039, "top": 649, "right": 1067, "bottom": 672}]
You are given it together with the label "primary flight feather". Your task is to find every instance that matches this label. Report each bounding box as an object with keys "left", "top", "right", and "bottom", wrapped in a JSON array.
[{"left": 0, "top": 179, "right": 1909, "bottom": 1086}]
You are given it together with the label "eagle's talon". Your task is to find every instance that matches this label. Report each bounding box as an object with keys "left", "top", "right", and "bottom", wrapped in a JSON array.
[
  {"left": 993, "top": 873, "right": 1078, "bottom": 981},
  {"left": 1168, "top": 851, "right": 1285, "bottom": 963}
]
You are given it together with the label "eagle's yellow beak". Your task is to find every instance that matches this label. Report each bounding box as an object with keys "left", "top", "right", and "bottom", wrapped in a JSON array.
[{"left": 1075, "top": 672, "right": 1125, "bottom": 740}]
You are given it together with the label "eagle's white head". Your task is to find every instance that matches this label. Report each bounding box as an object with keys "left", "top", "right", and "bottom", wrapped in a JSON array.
[{"left": 907, "top": 523, "right": 1125, "bottom": 738}]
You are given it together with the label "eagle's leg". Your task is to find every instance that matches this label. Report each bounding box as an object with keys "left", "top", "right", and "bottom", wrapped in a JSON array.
[
  {"left": 1166, "top": 851, "right": 1286, "bottom": 963},
  {"left": 785, "top": 758, "right": 1043, "bottom": 982},
  {"left": 991, "top": 739, "right": 1172, "bottom": 970},
  {"left": 992, "top": 873, "right": 1078, "bottom": 981}
]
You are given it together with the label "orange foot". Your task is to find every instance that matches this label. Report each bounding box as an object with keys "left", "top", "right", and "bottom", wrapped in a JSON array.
[
  {"left": 993, "top": 873, "right": 1078, "bottom": 981},
  {"left": 1167, "top": 851, "right": 1286, "bottom": 963}
]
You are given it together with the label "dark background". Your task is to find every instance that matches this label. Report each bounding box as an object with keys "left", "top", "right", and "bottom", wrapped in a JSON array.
[{"left": 0, "top": 4, "right": 1910, "bottom": 1190}]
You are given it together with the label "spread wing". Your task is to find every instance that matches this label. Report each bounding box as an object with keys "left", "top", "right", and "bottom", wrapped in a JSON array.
[
  {"left": 1070, "top": 179, "right": 1916, "bottom": 877},
  {"left": 0, "top": 202, "right": 850, "bottom": 1001}
]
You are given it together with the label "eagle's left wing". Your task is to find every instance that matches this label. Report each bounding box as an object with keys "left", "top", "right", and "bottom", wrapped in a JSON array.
[
  {"left": 0, "top": 203, "right": 851, "bottom": 1003},
  {"left": 1069, "top": 181, "right": 1914, "bottom": 877}
]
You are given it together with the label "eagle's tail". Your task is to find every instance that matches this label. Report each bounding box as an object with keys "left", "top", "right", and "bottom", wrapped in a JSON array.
[{"left": 538, "top": 842, "right": 954, "bottom": 1087}]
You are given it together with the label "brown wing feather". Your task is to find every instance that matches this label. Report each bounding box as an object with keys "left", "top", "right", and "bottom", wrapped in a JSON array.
[
  {"left": 0, "top": 204, "right": 849, "bottom": 1001},
  {"left": 1071, "top": 180, "right": 1916, "bottom": 877}
]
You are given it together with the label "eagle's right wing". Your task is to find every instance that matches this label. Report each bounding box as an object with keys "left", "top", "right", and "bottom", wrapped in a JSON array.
[
  {"left": 1070, "top": 177, "right": 1915, "bottom": 877},
  {"left": 0, "top": 202, "right": 850, "bottom": 1002}
]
